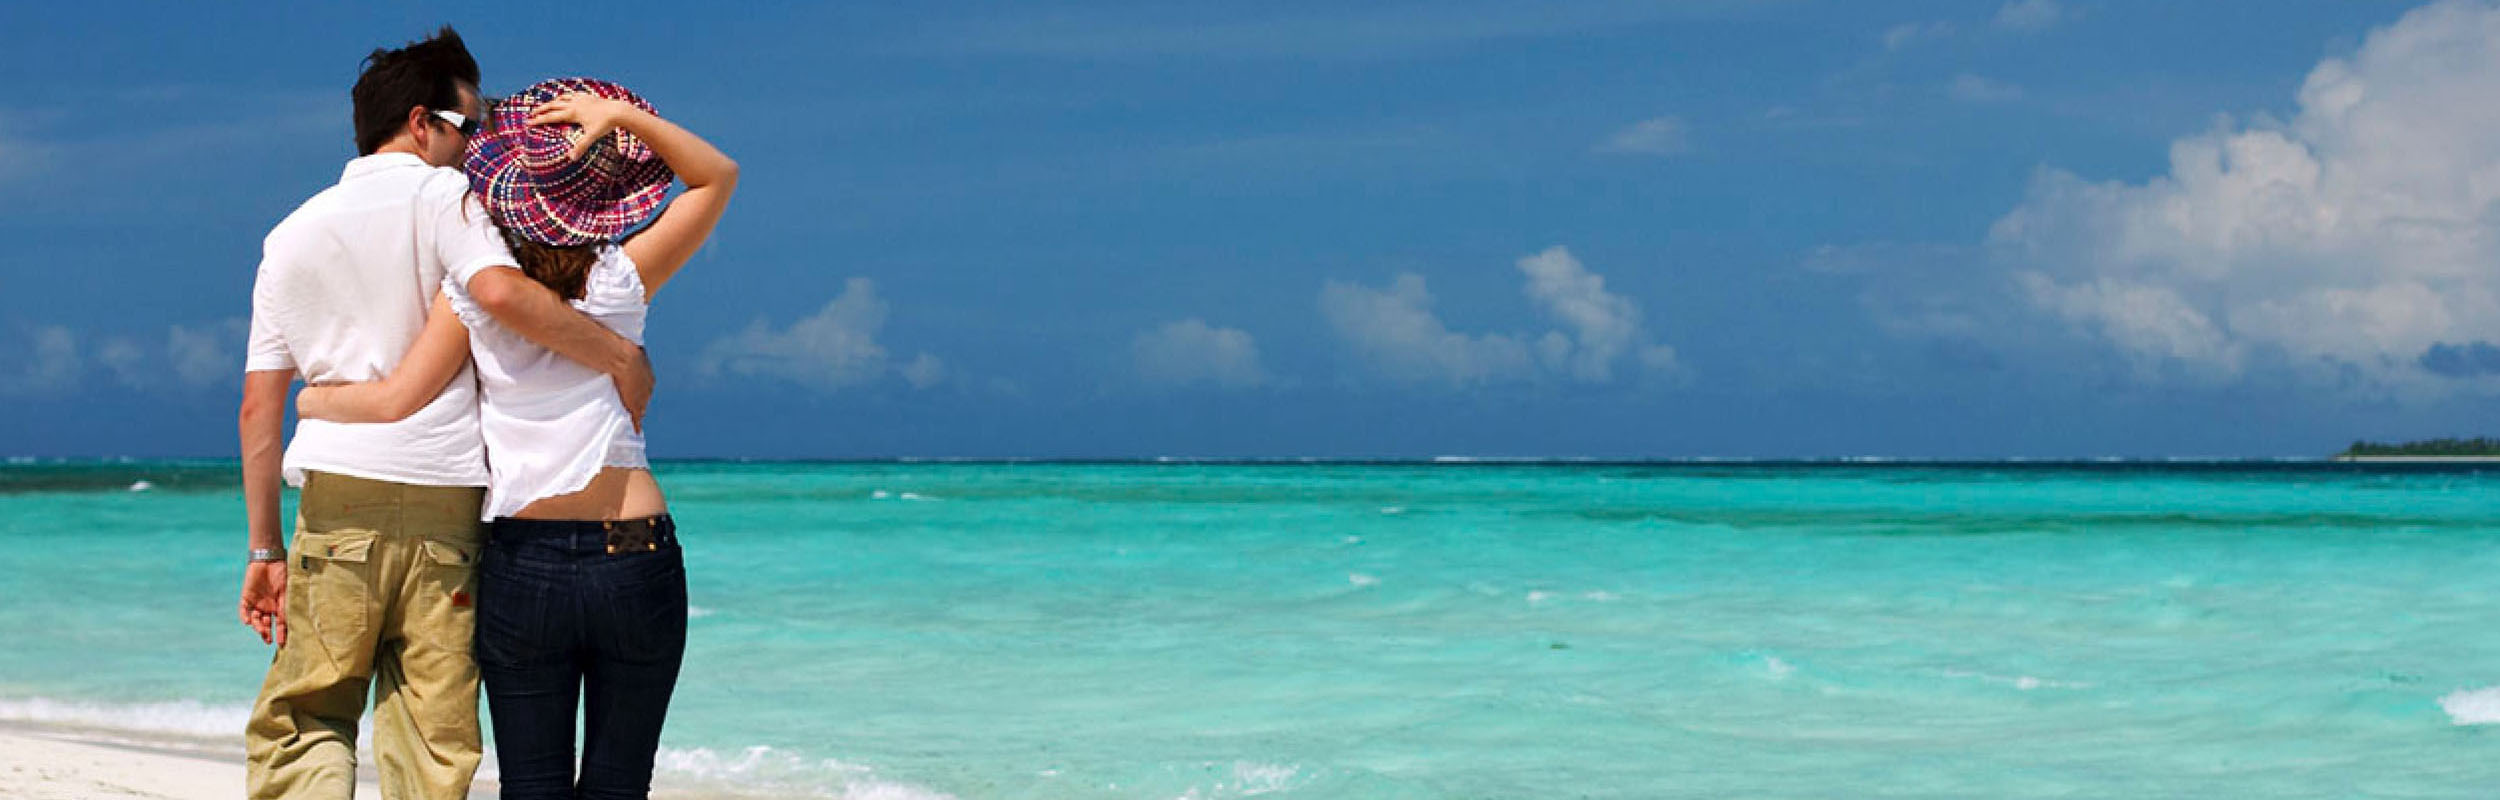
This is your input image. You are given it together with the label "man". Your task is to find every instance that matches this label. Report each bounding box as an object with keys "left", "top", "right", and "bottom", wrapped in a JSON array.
[{"left": 236, "top": 27, "right": 654, "bottom": 799}]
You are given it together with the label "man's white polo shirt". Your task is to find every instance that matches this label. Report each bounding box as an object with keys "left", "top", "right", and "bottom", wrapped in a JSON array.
[{"left": 244, "top": 152, "right": 511, "bottom": 488}]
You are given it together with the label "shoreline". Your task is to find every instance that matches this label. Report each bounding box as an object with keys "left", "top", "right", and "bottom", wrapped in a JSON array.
[
  {"left": 0, "top": 719, "right": 453, "bottom": 800},
  {"left": 0, "top": 718, "right": 803, "bottom": 800},
  {"left": 0, "top": 721, "right": 288, "bottom": 800}
]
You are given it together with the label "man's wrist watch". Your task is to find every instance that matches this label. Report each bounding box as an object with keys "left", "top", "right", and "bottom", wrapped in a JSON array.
[{"left": 249, "top": 547, "right": 287, "bottom": 563}]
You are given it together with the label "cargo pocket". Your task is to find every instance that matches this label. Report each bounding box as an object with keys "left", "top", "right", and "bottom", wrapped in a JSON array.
[
  {"left": 421, "top": 539, "right": 477, "bottom": 580},
  {"left": 413, "top": 539, "right": 482, "bottom": 661},
  {"left": 290, "top": 530, "right": 376, "bottom": 666}
]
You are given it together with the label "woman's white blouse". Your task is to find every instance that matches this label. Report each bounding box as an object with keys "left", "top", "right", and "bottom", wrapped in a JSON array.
[{"left": 444, "top": 245, "right": 649, "bottom": 520}]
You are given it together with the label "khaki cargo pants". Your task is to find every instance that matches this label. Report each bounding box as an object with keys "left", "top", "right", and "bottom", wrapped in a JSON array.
[{"left": 246, "top": 471, "right": 487, "bottom": 800}]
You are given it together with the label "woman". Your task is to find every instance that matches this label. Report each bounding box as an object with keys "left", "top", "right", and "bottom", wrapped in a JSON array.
[{"left": 296, "top": 77, "right": 735, "bottom": 799}]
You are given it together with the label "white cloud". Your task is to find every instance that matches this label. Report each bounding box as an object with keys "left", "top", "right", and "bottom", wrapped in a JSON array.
[
  {"left": 1993, "top": 0, "right": 2065, "bottom": 32},
  {"left": 1989, "top": 0, "right": 2500, "bottom": 390},
  {"left": 1883, "top": 20, "right": 1954, "bottom": 51},
  {"left": 167, "top": 319, "right": 247, "bottom": 387},
  {"left": 700, "top": 278, "right": 935, "bottom": 391},
  {"left": 0, "top": 314, "right": 410, "bottom": 398},
  {"left": 1517, "top": 246, "right": 1676, "bottom": 380},
  {"left": 1595, "top": 116, "right": 1693, "bottom": 157},
  {"left": 1133, "top": 319, "right": 1268, "bottom": 389},
  {"left": 96, "top": 337, "right": 149, "bottom": 388},
  {"left": 1948, "top": 74, "right": 2025, "bottom": 103},
  {"left": 3, "top": 326, "right": 80, "bottom": 395},
  {"left": 5, "top": 318, "right": 248, "bottom": 394},
  {"left": 1320, "top": 246, "right": 1676, "bottom": 386},
  {"left": 2018, "top": 274, "right": 2243, "bottom": 377},
  {"left": 1322, "top": 274, "right": 1533, "bottom": 385},
  {"left": 899, "top": 352, "right": 948, "bottom": 390}
]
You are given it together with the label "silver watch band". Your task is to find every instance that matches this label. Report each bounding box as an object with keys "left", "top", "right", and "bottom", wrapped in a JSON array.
[{"left": 249, "top": 547, "right": 287, "bottom": 563}]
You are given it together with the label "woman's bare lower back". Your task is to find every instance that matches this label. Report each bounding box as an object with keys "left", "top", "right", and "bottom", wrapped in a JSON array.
[{"left": 510, "top": 466, "right": 668, "bottom": 520}]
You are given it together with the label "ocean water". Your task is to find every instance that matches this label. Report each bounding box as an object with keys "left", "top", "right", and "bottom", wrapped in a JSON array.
[{"left": 4, "top": 460, "right": 2500, "bottom": 798}]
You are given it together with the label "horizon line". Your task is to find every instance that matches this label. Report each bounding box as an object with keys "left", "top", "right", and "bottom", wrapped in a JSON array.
[{"left": 0, "top": 454, "right": 2428, "bottom": 467}]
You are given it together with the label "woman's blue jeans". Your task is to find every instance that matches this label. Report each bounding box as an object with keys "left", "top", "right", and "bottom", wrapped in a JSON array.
[{"left": 476, "top": 516, "right": 687, "bottom": 800}]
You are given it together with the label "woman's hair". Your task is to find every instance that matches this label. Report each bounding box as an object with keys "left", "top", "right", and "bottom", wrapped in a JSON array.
[{"left": 498, "top": 226, "right": 600, "bottom": 301}]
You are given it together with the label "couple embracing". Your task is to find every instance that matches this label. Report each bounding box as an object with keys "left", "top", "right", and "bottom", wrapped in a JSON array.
[{"left": 234, "top": 26, "right": 736, "bottom": 800}]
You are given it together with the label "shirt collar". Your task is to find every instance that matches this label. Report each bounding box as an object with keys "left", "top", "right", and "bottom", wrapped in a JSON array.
[{"left": 341, "top": 151, "right": 430, "bottom": 181}]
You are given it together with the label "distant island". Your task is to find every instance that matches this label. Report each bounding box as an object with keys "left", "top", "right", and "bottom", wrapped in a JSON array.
[{"left": 2337, "top": 438, "right": 2500, "bottom": 460}]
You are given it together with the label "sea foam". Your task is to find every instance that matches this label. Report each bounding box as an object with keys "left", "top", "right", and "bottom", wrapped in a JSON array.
[
  {"left": 1938, "top": 669, "right": 2091, "bottom": 691},
  {"left": 654, "top": 745, "right": 956, "bottom": 799},
  {"left": 0, "top": 696, "right": 249, "bottom": 739},
  {"left": 1761, "top": 655, "right": 1796, "bottom": 679},
  {"left": 2439, "top": 686, "right": 2500, "bottom": 725},
  {"left": 0, "top": 695, "right": 947, "bottom": 799},
  {"left": 1177, "top": 761, "right": 1305, "bottom": 798}
]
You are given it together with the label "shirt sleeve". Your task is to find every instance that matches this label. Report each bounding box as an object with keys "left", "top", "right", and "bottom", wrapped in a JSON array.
[
  {"left": 438, "top": 262, "right": 497, "bottom": 332},
  {"left": 426, "top": 174, "right": 517, "bottom": 291},
  {"left": 241, "top": 255, "right": 295, "bottom": 373}
]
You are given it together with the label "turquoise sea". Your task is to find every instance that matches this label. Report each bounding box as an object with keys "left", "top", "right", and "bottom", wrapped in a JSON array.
[{"left": 3, "top": 459, "right": 2498, "bottom": 798}]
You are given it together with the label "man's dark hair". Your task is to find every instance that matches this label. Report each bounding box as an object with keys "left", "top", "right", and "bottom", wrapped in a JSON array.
[{"left": 350, "top": 26, "right": 481, "bottom": 155}]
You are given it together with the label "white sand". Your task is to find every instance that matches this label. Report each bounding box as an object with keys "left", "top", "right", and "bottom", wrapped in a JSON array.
[{"left": 0, "top": 728, "right": 383, "bottom": 800}]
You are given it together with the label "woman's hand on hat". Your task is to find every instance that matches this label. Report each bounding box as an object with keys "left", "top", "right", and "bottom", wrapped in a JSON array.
[{"left": 529, "top": 93, "right": 645, "bottom": 162}]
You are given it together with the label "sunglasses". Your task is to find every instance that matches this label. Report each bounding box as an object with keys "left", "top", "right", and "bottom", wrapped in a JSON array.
[{"left": 430, "top": 108, "right": 482, "bottom": 138}]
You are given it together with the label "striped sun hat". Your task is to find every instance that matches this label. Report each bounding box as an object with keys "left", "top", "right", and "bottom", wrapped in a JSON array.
[{"left": 465, "top": 77, "right": 674, "bottom": 247}]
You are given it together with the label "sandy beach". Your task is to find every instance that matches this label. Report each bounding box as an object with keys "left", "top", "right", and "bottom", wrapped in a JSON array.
[{"left": 0, "top": 725, "right": 387, "bottom": 800}]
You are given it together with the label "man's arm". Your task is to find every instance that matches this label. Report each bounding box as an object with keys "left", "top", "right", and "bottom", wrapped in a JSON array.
[
  {"left": 465, "top": 267, "right": 653, "bottom": 426},
  {"left": 430, "top": 173, "right": 652, "bottom": 425},
  {"left": 238, "top": 369, "right": 291, "bottom": 646},
  {"left": 297, "top": 292, "right": 473, "bottom": 423}
]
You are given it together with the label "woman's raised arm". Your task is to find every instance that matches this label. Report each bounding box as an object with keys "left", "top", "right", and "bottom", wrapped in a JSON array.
[
  {"left": 296, "top": 291, "right": 472, "bottom": 423},
  {"left": 529, "top": 94, "right": 738, "bottom": 301}
]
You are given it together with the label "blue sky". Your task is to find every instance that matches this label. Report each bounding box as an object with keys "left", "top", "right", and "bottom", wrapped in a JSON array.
[{"left": 7, "top": 0, "right": 2494, "bottom": 458}]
